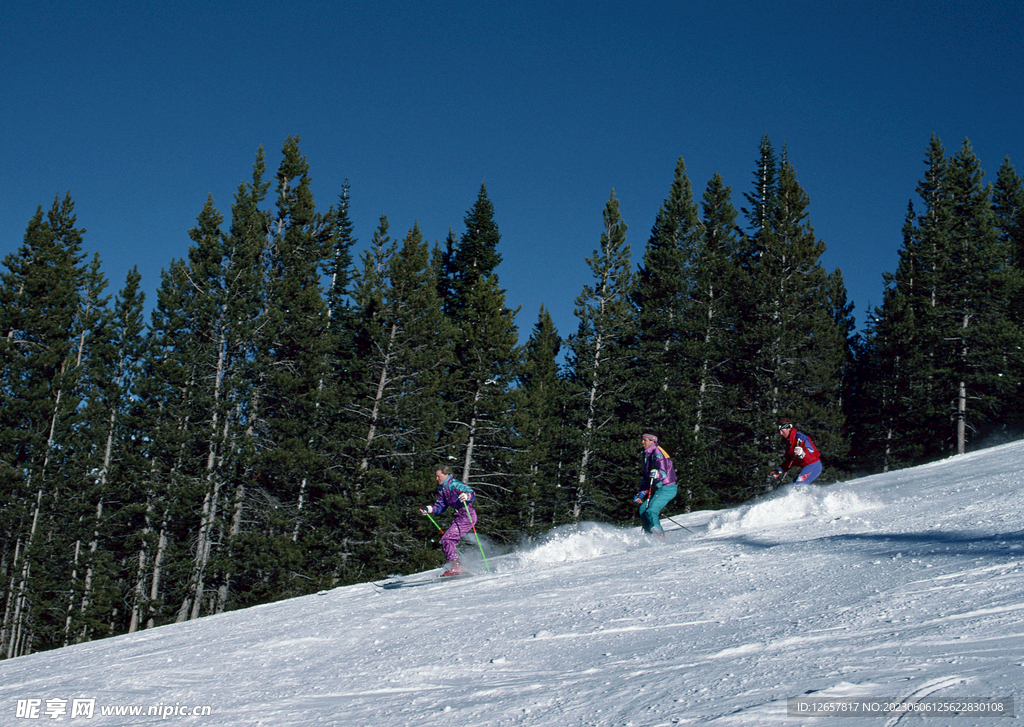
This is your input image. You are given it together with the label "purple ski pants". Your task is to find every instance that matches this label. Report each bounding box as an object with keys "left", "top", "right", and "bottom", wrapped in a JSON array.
[{"left": 441, "top": 506, "right": 477, "bottom": 563}]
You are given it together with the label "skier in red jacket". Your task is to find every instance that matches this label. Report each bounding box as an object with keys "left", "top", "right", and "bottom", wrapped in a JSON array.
[{"left": 771, "top": 417, "right": 822, "bottom": 485}]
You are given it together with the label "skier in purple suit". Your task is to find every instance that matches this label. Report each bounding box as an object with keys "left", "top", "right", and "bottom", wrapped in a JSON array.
[{"left": 420, "top": 466, "right": 477, "bottom": 576}]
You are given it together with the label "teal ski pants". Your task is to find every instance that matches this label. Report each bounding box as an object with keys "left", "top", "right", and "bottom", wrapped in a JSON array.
[{"left": 639, "top": 484, "right": 677, "bottom": 534}]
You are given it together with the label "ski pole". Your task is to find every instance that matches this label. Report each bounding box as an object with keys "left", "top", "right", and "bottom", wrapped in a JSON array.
[
  {"left": 464, "top": 502, "right": 490, "bottom": 572},
  {"left": 423, "top": 510, "right": 444, "bottom": 534},
  {"left": 663, "top": 514, "right": 696, "bottom": 534}
]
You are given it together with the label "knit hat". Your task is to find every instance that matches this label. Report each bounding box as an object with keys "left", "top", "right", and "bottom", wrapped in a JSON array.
[{"left": 641, "top": 433, "right": 658, "bottom": 442}]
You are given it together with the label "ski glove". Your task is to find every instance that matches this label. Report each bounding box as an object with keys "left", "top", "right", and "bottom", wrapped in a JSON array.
[
  {"left": 649, "top": 469, "right": 662, "bottom": 481},
  {"left": 420, "top": 506, "right": 433, "bottom": 515},
  {"left": 458, "top": 492, "right": 470, "bottom": 503},
  {"left": 634, "top": 490, "right": 649, "bottom": 504},
  {"left": 770, "top": 468, "right": 783, "bottom": 479},
  {"left": 794, "top": 445, "right": 805, "bottom": 458}
]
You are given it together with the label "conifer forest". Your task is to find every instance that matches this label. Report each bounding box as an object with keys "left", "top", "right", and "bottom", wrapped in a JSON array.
[{"left": 3, "top": 134, "right": 1023, "bottom": 658}]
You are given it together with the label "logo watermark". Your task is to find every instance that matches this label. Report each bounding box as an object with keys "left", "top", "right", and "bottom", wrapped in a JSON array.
[{"left": 16, "top": 698, "right": 213, "bottom": 720}]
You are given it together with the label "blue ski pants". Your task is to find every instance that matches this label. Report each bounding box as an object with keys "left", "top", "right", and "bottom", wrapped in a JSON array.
[
  {"left": 794, "top": 460, "right": 822, "bottom": 484},
  {"left": 639, "top": 484, "right": 677, "bottom": 534}
]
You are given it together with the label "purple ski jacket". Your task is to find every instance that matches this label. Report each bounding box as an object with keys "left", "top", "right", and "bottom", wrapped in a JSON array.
[
  {"left": 431, "top": 475, "right": 476, "bottom": 515},
  {"left": 641, "top": 444, "right": 677, "bottom": 492}
]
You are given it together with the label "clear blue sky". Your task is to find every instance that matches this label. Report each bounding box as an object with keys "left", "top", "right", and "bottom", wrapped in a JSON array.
[{"left": 3, "top": 0, "right": 1022, "bottom": 342}]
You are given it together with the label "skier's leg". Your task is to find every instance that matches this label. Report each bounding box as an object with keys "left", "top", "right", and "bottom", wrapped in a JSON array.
[
  {"left": 638, "top": 499, "right": 653, "bottom": 532},
  {"left": 440, "top": 508, "right": 476, "bottom": 564},
  {"left": 644, "top": 485, "right": 677, "bottom": 534},
  {"left": 795, "top": 461, "right": 823, "bottom": 484}
]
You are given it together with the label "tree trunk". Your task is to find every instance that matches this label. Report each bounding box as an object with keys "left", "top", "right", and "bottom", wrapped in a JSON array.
[
  {"left": 177, "top": 338, "right": 228, "bottom": 622},
  {"left": 575, "top": 332, "right": 604, "bottom": 522},
  {"left": 362, "top": 322, "right": 397, "bottom": 471},
  {"left": 957, "top": 380, "right": 967, "bottom": 455},
  {"left": 462, "top": 386, "right": 483, "bottom": 483}
]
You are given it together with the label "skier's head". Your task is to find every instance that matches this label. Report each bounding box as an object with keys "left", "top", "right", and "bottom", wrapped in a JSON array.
[
  {"left": 641, "top": 432, "right": 658, "bottom": 449},
  {"left": 776, "top": 417, "right": 794, "bottom": 436},
  {"left": 435, "top": 465, "right": 453, "bottom": 484}
]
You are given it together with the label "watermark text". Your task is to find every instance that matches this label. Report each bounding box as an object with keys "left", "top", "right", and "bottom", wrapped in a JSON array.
[
  {"left": 16, "top": 698, "right": 212, "bottom": 720},
  {"left": 787, "top": 696, "right": 1013, "bottom": 718}
]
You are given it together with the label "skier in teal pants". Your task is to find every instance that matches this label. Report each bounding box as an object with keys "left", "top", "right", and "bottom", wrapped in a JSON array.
[{"left": 634, "top": 433, "right": 678, "bottom": 536}]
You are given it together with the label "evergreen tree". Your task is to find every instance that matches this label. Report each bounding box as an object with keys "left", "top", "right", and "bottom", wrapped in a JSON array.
[
  {"left": 564, "top": 190, "right": 637, "bottom": 523},
  {"left": 731, "top": 139, "right": 849, "bottom": 499},
  {"left": 136, "top": 150, "right": 272, "bottom": 627},
  {"left": 849, "top": 239, "right": 930, "bottom": 472},
  {"left": 631, "top": 158, "right": 702, "bottom": 469},
  {"left": 448, "top": 185, "right": 502, "bottom": 315},
  {"left": 856, "top": 137, "right": 1024, "bottom": 465},
  {"left": 512, "top": 306, "right": 567, "bottom": 533},
  {"left": 325, "top": 179, "right": 357, "bottom": 322},
  {"left": 679, "top": 172, "right": 746, "bottom": 509},
  {"left": 324, "top": 180, "right": 360, "bottom": 476},
  {"left": 53, "top": 253, "right": 112, "bottom": 647},
  {"left": 247, "top": 136, "right": 336, "bottom": 601},
  {"left": 991, "top": 159, "right": 1024, "bottom": 431},
  {"left": 938, "top": 141, "right": 1024, "bottom": 451},
  {"left": 205, "top": 147, "right": 273, "bottom": 615},
  {"left": 438, "top": 185, "right": 520, "bottom": 539},
  {"left": 65, "top": 267, "right": 148, "bottom": 644},
  {"left": 0, "top": 194, "right": 96, "bottom": 656},
  {"left": 126, "top": 198, "right": 229, "bottom": 625},
  {"left": 824, "top": 269, "right": 858, "bottom": 470},
  {"left": 334, "top": 223, "right": 457, "bottom": 578}
]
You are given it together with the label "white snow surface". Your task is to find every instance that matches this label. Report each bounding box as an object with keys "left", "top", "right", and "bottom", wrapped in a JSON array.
[{"left": 3, "top": 441, "right": 1023, "bottom": 726}]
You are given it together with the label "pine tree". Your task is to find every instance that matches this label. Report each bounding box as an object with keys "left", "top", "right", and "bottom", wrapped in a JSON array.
[
  {"left": 564, "top": 190, "right": 637, "bottom": 523},
  {"left": 856, "top": 137, "right": 1024, "bottom": 465},
  {"left": 247, "top": 136, "right": 336, "bottom": 601},
  {"left": 824, "top": 269, "right": 857, "bottom": 470},
  {"left": 206, "top": 147, "right": 273, "bottom": 615},
  {"left": 324, "top": 180, "right": 360, "bottom": 475},
  {"left": 939, "top": 141, "right": 1024, "bottom": 452},
  {"left": 169, "top": 196, "right": 239, "bottom": 623},
  {"left": 991, "top": 159, "right": 1024, "bottom": 431},
  {"left": 133, "top": 255, "right": 199, "bottom": 630},
  {"left": 850, "top": 251, "right": 929, "bottom": 472},
  {"left": 332, "top": 222, "right": 458, "bottom": 579},
  {"left": 731, "top": 139, "right": 849, "bottom": 499},
  {"left": 0, "top": 194, "right": 96, "bottom": 656},
  {"left": 136, "top": 149, "right": 273, "bottom": 627},
  {"left": 448, "top": 185, "right": 502, "bottom": 313},
  {"left": 680, "top": 172, "right": 746, "bottom": 509},
  {"left": 631, "top": 158, "right": 702, "bottom": 466},
  {"left": 512, "top": 306, "right": 567, "bottom": 533},
  {"left": 438, "top": 185, "right": 520, "bottom": 539},
  {"left": 325, "top": 179, "right": 357, "bottom": 322},
  {"left": 852, "top": 142, "right": 951, "bottom": 470},
  {"left": 64, "top": 267, "right": 148, "bottom": 644}
]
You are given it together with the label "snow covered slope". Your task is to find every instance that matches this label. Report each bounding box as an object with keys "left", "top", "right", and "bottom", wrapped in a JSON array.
[{"left": 2, "top": 441, "right": 1023, "bottom": 726}]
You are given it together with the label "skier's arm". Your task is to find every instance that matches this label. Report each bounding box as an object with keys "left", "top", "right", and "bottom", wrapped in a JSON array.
[
  {"left": 646, "top": 451, "right": 669, "bottom": 487},
  {"left": 452, "top": 480, "right": 475, "bottom": 504},
  {"left": 430, "top": 488, "right": 447, "bottom": 515}
]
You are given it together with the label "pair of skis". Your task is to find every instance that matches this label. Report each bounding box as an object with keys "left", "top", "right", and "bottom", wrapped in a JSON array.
[
  {"left": 373, "top": 571, "right": 473, "bottom": 590},
  {"left": 374, "top": 501, "right": 491, "bottom": 590}
]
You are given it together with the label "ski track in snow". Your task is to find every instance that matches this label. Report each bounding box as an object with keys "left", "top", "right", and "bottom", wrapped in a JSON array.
[{"left": 2, "top": 441, "right": 1023, "bottom": 725}]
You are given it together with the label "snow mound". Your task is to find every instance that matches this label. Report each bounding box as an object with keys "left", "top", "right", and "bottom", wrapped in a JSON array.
[
  {"left": 510, "top": 521, "right": 644, "bottom": 567},
  {"left": 707, "top": 483, "right": 875, "bottom": 534}
]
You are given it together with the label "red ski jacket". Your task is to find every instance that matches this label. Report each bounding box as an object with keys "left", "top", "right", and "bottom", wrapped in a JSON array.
[{"left": 781, "top": 429, "right": 820, "bottom": 471}]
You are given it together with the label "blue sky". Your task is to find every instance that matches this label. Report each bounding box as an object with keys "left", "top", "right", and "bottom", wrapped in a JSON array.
[{"left": 3, "top": 0, "right": 1022, "bottom": 343}]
